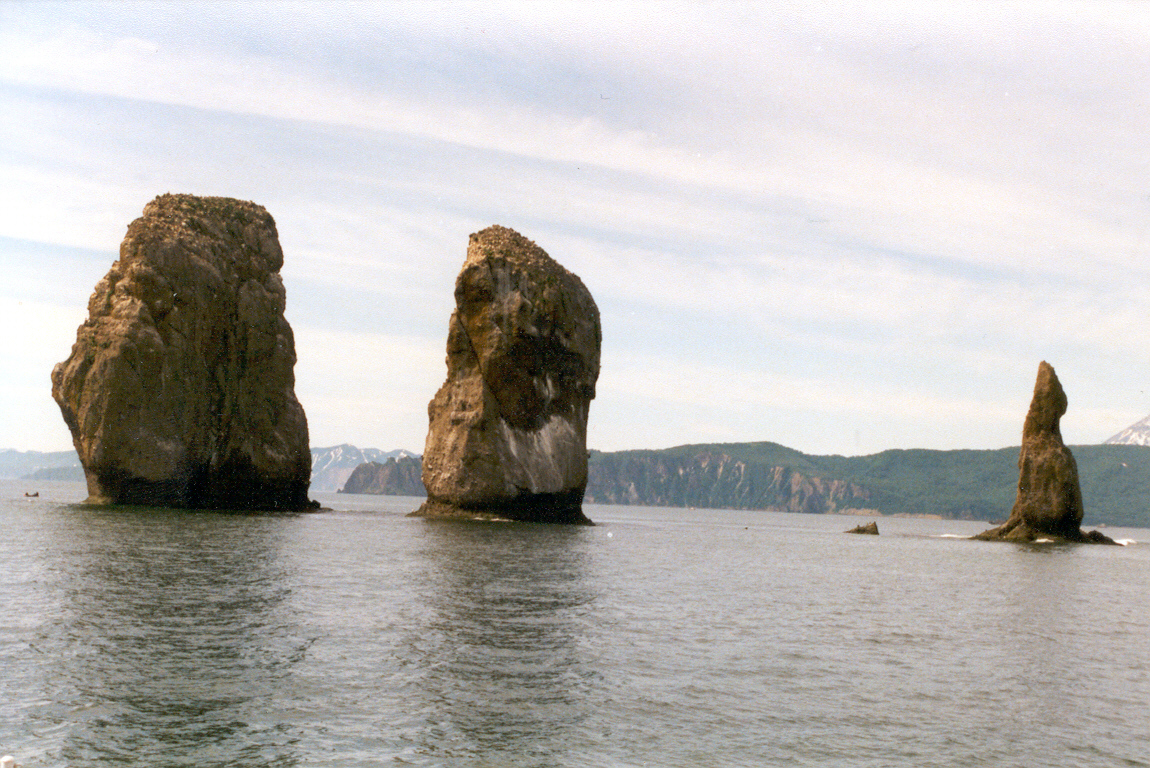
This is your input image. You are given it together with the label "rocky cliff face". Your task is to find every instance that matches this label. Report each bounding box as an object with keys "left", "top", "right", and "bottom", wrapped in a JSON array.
[
  {"left": 975, "top": 362, "right": 1114, "bottom": 543},
  {"left": 310, "top": 445, "right": 406, "bottom": 492},
  {"left": 51, "top": 193, "right": 314, "bottom": 511},
  {"left": 341, "top": 457, "right": 426, "bottom": 496},
  {"left": 585, "top": 450, "right": 874, "bottom": 514},
  {"left": 414, "top": 226, "right": 601, "bottom": 524}
]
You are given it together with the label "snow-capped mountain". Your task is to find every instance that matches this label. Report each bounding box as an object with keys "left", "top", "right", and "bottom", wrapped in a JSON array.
[
  {"left": 309, "top": 444, "right": 418, "bottom": 491},
  {"left": 0, "top": 449, "right": 81, "bottom": 479},
  {"left": 1104, "top": 414, "right": 1150, "bottom": 446}
]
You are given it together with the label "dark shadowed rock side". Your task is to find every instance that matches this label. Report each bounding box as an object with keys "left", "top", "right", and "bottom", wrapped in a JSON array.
[
  {"left": 340, "top": 457, "right": 426, "bottom": 496},
  {"left": 975, "top": 362, "right": 1115, "bottom": 544},
  {"left": 51, "top": 193, "right": 314, "bottom": 511},
  {"left": 846, "top": 521, "right": 879, "bottom": 535},
  {"left": 412, "top": 226, "right": 601, "bottom": 524}
]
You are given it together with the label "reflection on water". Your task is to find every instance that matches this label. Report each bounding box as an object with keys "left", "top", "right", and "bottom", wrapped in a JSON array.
[
  {"left": 5, "top": 490, "right": 1150, "bottom": 767},
  {"left": 30, "top": 507, "right": 306, "bottom": 767},
  {"left": 402, "top": 521, "right": 600, "bottom": 763},
  {"left": 992, "top": 543, "right": 1098, "bottom": 754}
]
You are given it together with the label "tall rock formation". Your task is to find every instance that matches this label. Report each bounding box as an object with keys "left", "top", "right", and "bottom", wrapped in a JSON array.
[
  {"left": 51, "top": 193, "right": 314, "bottom": 511},
  {"left": 975, "top": 362, "right": 1114, "bottom": 543},
  {"left": 413, "top": 226, "right": 601, "bottom": 524}
]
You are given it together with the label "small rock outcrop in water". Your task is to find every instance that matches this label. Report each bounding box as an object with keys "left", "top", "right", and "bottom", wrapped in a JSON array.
[
  {"left": 975, "top": 362, "right": 1115, "bottom": 544},
  {"left": 51, "top": 194, "right": 314, "bottom": 510},
  {"left": 846, "top": 521, "right": 879, "bottom": 535},
  {"left": 413, "top": 226, "right": 601, "bottom": 524}
]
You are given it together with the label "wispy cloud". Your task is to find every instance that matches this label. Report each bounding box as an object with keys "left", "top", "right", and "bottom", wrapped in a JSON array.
[{"left": 2, "top": 2, "right": 1149, "bottom": 453}]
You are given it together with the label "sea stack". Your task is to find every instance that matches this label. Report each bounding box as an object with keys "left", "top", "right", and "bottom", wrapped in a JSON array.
[
  {"left": 413, "top": 226, "right": 601, "bottom": 524},
  {"left": 975, "top": 361, "right": 1114, "bottom": 543},
  {"left": 51, "top": 193, "right": 314, "bottom": 511}
]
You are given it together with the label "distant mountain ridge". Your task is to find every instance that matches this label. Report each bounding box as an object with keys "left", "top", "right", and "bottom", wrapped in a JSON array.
[
  {"left": 8, "top": 442, "right": 1150, "bottom": 527},
  {"left": 309, "top": 445, "right": 418, "bottom": 492},
  {"left": 340, "top": 456, "right": 426, "bottom": 496},
  {"left": 584, "top": 442, "right": 1150, "bottom": 527},
  {"left": 337, "top": 442, "right": 1150, "bottom": 528},
  {"left": 585, "top": 446, "right": 875, "bottom": 515},
  {"left": 0, "top": 449, "right": 81, "bottom": 480},
  {"left": 584, "top": 443, "right": 1018, "bottom": 520},
  {"left": 1, "top": 446, "right": 419, "bottom": 492},
  {"left": 1105, "top": 414, "right": 1150, "bottom": 446}
]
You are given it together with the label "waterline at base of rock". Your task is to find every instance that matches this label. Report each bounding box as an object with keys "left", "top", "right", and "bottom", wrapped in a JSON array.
[{"left": 409, "top": 495, "right": 594, "bottom": 525}]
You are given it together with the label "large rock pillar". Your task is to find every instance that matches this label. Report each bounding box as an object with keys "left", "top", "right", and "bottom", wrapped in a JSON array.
[
  {"left": 51, "top": 194, "right": 314, "bottom": 511},
  {"left": 414, "top": 226, "right": 601, "bottom": 524},
  {"left": 975, "top": 361, "right": 1114, "bottom": 543}
]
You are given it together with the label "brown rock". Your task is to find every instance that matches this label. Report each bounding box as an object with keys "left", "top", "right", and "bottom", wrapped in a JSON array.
[
  {"left": 412, "top": 226, "right": 601, "bottom": 524},
  {"left": 975, "top": 362, "right": 1115, "bottom": 543},
  {"left": 51, "top": 193, "right": 314, "bottom": 510},
  {"left": 846, "top": 521, "right": 879, "bottom": 535}
]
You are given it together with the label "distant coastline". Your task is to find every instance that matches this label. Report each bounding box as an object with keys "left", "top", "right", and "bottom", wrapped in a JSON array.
[{"left": 8, "top": 442, "right": 1150, "bottom": 528}]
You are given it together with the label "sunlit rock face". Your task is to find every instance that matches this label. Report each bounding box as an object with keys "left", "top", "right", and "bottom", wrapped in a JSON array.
[
  {"left": 414, "top": 226, "right": 601, "bottom": 524},
  {"left": 975, "top": 361, "right": 1114, "bottom": 544},
  {"left": 51, "top": 193, "right": 314, "bottom": 511}
]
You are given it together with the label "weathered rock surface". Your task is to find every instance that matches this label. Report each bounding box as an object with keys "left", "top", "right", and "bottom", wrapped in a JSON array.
[
  {"left": 341, "top": 457, "right": 426, "bottom": 496},
  {"left": 413, "top": 226, "right": 600, "bottom": 524},
  {"left": 51, "top": 193, "right": 314, "bottom": 510},
  {"left": 975, "top": 362, "right": 1115, "bottom": 544},
  {"left": 846, "top": 521, "right": 879, "bottom": 535}
]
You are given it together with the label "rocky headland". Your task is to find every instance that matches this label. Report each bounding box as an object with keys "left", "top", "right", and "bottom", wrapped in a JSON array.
[
  {"left": 51, "top": 193, "right": 314, "bottom": 511},
  {"left": 341, "top": 456, "right": 426, "bottom": 496},
  {"left": 412, "top": 226, "right": 601, "bottom": 524},
  {"left": 584, "top": 449, "right": 875, "bottom": 515},
  {"left": 974, "top": 362, "right": 1115, "bottom": 544},
  {"left": 309, "top": 445, "right": 408, "bottom": 492}
]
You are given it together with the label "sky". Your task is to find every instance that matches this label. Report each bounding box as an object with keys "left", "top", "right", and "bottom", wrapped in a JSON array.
[{"left": 2, "top": 1, "right": 1150, "bottom": 457}]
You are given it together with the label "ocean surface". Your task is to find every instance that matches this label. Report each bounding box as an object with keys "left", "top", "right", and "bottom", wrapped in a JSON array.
[{"left": 2, "top": 480, "right": 1149, "bottom": 768}]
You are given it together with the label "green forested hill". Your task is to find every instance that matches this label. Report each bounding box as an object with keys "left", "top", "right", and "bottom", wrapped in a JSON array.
[{"left": 585, "top": 442, "right": 1150, "bottom": 528}]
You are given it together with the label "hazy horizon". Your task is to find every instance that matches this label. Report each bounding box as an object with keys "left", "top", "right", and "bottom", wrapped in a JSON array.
[{"left": 4, "top": 2, "right": 1150, "bottom": 456}]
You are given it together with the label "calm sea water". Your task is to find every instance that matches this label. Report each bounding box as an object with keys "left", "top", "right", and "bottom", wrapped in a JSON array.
[{"left": 2, "top": 480, "right": 1149, "bottom": 768}]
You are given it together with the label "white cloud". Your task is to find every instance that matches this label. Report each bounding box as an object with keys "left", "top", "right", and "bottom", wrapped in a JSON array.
[
  {"left": 0, "top": 165, "right": 148, "bottom": 252},
  {"left": 2, "top": 2, "right": 1149, "bottom": 454}
]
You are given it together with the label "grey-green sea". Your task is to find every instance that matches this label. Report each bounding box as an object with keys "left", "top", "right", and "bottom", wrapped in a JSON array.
[{"left": 2, "top": 479, "right": 1149, "bottom": 767}]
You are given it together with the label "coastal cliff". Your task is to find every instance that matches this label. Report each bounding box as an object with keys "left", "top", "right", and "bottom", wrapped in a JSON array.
[
  {"left": 341, "top": 457, "right": 426, "bottom": 496},
  {"left": 584, "top": 449, "right": 874, "bottom": 514},
  {"left": 309, "top": 445, "right": 412, "bottom": 492}
]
